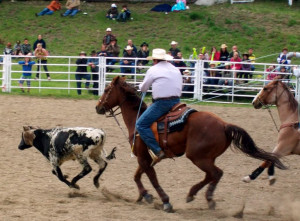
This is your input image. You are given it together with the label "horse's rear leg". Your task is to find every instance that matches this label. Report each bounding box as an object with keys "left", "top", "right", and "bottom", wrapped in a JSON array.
[
  {"left": 205, "top": 166, "right": 223, "bottom": 210},
  {"left": 242, "top": 161, "right": 271, "bottom": 183},
  {"left": 144, "top": 166, "right": 172, "bottom": 212},
  {"left": 134, "top": 165, "right": 153, "bottom": 203}
]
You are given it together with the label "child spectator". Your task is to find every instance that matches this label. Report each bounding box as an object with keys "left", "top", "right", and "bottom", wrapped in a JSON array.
[
  {"left": 3, "top": 42, "right": 14, "bottom": 55},
  {"left": 106, "top": 3, "right": 118, "bottom": 20},
  {"left": 18, "top": 56, "right": 35, "bottom": 93},
  {"left": 34, "top": 43, "right": 50, "bottom": 80},
  {"left": 103, "top": 28, "right": 116, "bottom": 46},
  {"left": 21, "top": 38, "right": 32, "bottom": 55},
  {"left": 209, "top": 46, "right": 220, "bottom": 61},
  {"left": 75, "top": 51, "right": 90, "bottom": 95},
  {"left": 219, "top": 44, "right": 229, "bottom": 62},
  {"left": 137, "top": 42, "right": 149, "bottom": 69},
  {"left": 277, "top": 47, "right": 291, "bottom": 71},
  {"left": 169, "top": 41, "right": 180, "bottom": 57},
  {"left": 33, "top": 35, "right": 46, "bottom": 51},
  {"left": 61, "top": 0, "right": 80, "bottom": 17},
  {"left": 117, "top": 5, "right": 131, "bottom": 22},
  {"left": 240, "top": 53, "right": 251, "bottom": 83},
  {"left": 14, "top": 40, "right": 22, "bottom": 55},
  {"left": 266, "top": 65, "right": 277, "bottom": 81},
  {"left": 36, "top": 0, "right": 61, "bottom": 17},
  {"left": 87, "top": 50, "right": 99, "bottom": 95}
]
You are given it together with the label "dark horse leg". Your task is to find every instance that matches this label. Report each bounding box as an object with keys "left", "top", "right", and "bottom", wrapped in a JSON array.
[
  {"left": 186, "top": 158, "right": 223, "bottom": 209},
  {"left": 242, "top": 160, "right": 273, "bottom": 184},
  {"left": 134, "top": 165, "right": 153, "bottom": 203}
]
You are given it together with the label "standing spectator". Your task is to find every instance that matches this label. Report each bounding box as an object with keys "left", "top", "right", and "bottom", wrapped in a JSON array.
[
  {"left": 209, "top": 46, "right": 220, "bottom": 61},
  {"left": 240, "top": 53, "right": 251, "bottom": 82},
  {"left": 18, "top": 56, "right": 35, "bottom": 93},
  {"left": 229, "top": 45, "right": 241, "bottom": 59},
  {"left": 169, "top": 41, "right": 180, "bottom": 57},
  {"left": 3, "top": 42, "right": 14, "bottom": 55},
  {"left": 230, "top": 52, "right": 242, "bottom": 83},
  {"left": 14, "top": 40, "right": 22, "bottom": 55},
  {"left": 34, "top": 43, "right": 50, "bottom": 80},
  {"left": 117, "top": 5, "right": 131, "bottom": 22},
  {"left": 123, "top": 39, "right": 137, "bottom": 54},
  {"left": 248, "top": 47, "right": 256, "bottom": 78},
  {"left": 21, "top": 38, "right": 32, "bottom": 55},
  {"left": 173, "top": 52, "right": 187, "bottom": 74},
  {"left": 61, "top": 0, "right": 80, "bottom": 17},
  {"left": 75, "top": 51, "right": 90, "bottom": 95},
  {"left": 103, "top": 28, "right": 116, "bottom": 47},
  {"left": 106, "top": 39, "right": 120, "bottom": 70},
  {"left": 266, "top": 65, "right": 277, "bottom": 82},
  {"left": 219, "top": 44, "right": 229, "bottom": 62},
  {"left": 33, "top": 35, "right": 46, "bottom": 51},
  {"left": 106, "top": 3, "right": 118, "bottom": 20},
  {"left": 199, "top": 53, "right": 210, "bottom": 84},
  {"left": 87, "top": 50, "right": 99, "bottom": 95},
  {"left": 137, "top": 42, "right": 150, "bottom": 68},
  {"left": 120, "top": 45, "right": 136, "bottom": 75},
  {"left": 35, "top": 0, "right": 61, "bottom": 17},
  {"left": 277, "top": 47, "right": 291, "bottom": 71}
]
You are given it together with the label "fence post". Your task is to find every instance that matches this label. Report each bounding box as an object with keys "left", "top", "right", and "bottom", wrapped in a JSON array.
[
  {"left": 99, "top": 56, "right": 106, "bottom": 95},
  {"left": 2, "top": 55, "right": 12, "bottom": 92},
  {"left": 68, "top": 57, "right": 71, "bottom": 94},
  {"left": 38, "top": 59, "right": 41, "bottom": 93}
]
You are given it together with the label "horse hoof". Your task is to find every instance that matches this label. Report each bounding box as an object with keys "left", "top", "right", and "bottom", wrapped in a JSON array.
[
  {"left": 208, "top": 200, "right": 216, "bottom": 210},
  {"left": 163, "top": 203, "right": 173, "bottom": 213},
  {"left": 144, "top": 193, "right": 153, "bottom": 204},
  {"left": 186, "top": 195, "right": 194, "bottom": 203},
  {"left": 269, "top": 176, "right": 276, "bottom": 185},
  {"left": 136, "top": 194, "right": 143, "bottom": 203},
  {"left": 242, "top": 176, "right": 251, "bottom": 183}
]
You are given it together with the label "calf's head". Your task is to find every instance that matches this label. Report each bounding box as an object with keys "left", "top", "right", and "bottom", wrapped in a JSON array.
[{"left": 18, "top": 126, "right": 37, "bottom": 150}]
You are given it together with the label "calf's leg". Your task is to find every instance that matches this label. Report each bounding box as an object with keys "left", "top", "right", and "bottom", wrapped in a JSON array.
[
  {"left": 70, "top": 155, "right": 92, "bottom": 188},
  {"left": 53, "top": 165, "right": 79, "bottom": 189},
  {"left": 92, "top": 156, "right": 107, "bottom": 188}
]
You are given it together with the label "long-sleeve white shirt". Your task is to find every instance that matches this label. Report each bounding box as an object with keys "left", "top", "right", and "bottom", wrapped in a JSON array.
[{"left": 139, "top": 61, "right": 182, "bottom": 99}]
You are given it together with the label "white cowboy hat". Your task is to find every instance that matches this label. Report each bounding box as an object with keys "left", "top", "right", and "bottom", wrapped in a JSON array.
[
  {"left": 183, "top": 69, "right": 191, "bottom": 74},
  {"left": 170, "top": 41, "right": 178, "bottom": 45},
  {"left": 147, "top": 48, "right": 173, "bottom": 60},
  {"left": 106, "top": 28, "right": 112, "bottom": 32},
  {"left": 111, "top": 3, "right": 117, "bottom": 8},
  {"left": 124, "top": 45, "right": 133, "bottom": 51}
]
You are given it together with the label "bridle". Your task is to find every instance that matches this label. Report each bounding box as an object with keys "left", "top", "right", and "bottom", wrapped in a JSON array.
[{"left": 256, "top": 82, "right": 288, "bottom": 132}]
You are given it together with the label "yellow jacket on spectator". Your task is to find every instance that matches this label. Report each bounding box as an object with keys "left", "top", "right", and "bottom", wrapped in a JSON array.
[{"left": 249, "top": 54, "right": 256, "bottom": 63}]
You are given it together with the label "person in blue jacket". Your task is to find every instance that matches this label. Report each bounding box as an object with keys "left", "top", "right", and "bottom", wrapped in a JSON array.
[{"left": 18, "top": 55, "right": 35, "bottom": 93}]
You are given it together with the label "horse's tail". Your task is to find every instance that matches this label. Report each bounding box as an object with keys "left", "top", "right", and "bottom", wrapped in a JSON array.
[{"left": 225, "top": 124, "right": 287, "bottom": 170}]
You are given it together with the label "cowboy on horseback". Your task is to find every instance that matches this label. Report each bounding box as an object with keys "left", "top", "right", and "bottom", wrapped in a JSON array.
[{"left": 136, "top": 48, "right": 182, "bottom": 166}]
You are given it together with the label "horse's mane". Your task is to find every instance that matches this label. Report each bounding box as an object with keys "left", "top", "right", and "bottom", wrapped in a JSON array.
[
  {"left": 278, "top": 81, "right": 298, "bottom": 112},
  {"left": 118, "top": 79, "right": 147, "bottom": 113}
]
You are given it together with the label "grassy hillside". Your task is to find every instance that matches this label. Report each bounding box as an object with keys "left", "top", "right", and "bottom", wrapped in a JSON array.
[
  {"left": 0, "top": 1, "right": 300, "bottom": 99},
  {"left": 0, "top": 1, "right": 300, "bottom": 61}
]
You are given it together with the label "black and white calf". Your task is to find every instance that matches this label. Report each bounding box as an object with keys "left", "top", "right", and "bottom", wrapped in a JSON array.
[{"left": 19, "top": 126, "right": 116, "bottom": 189}]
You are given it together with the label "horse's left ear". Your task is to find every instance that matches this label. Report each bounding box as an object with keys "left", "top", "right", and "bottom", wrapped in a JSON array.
[{"left": 112, "top": 76, "right": 121, "bottom": 85}]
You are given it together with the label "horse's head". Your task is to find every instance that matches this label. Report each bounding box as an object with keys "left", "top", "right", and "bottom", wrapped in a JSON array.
[
  {"left": 252, "top": 80, "right": 294, "bottom": 109},
  {"left": 95, "top": 76, "right": 127, "bottom": 115},
  {"left": 19, "top": 126, "right": 38, "bottom": 150}
]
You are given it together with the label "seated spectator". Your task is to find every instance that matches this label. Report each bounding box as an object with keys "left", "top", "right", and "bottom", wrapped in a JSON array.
[
  {"left": 14, "top": 40, "right": 22, "bottom": 55},
  {"left": 34, "top": 43, "right": 50, "bottom": 80},
  {"left": 33, "top": 34, "right": 46, "bottom": 51},
  {"left": 182, "top": 69, "right": 194, "bottom": 97},
  {"left": 248, "top": 47, "right": 256, "bottom": 73},
  {"left": 123, "top": 39, "right": 137, "bottom": 54},
  {"left": 20, "top": 38, "right": 32, "bottom": 55},
  {"left": 3, "top": 42, "right": 14, "bottom": 55},
  {"left": 266, "top": 65, "right": 277, "bottom": 81},
  {"left": 277, "top": 47, "right": 291, "bottom": 71},
  {"left": 208, "top": 61, "right": 219, "bottom": 85},
  {"left": 61, "top": 0, "right": 80, "bottom": 17},
  {"left": 240, "top": 53, "right": 251, "bottom": 83},
  {"left": 106, "top": 39, "right": 120, "bottom": 71},
  {"left": 218, "top": 63, "right": 233, "bottom": 86},
  {"left": 171, "top": 0, "right": 186, "bottom": 12},
  {"left": 120, "top": 45, "right": 136, "bottom": 75},
  {"left": 87, "top": 50, "right": 99, "bottom": 95},
  {"left": 106, "top": 3, "right": 118, "bottom": 20},
  {"left": 229, "top": 45, "right": 241, "bottom": 59},
  {"left": 199, "top": 53, "right": 209, "bottom": 84},
  {"left": 173, "top": 54, "right": 186, "bottom": 74},
  {"left": 188, "top": 48, "right": 198, "bottom": 68},
  {"left": 219, "top": 44, "right": 229, "bottom": 63},
  {"left": 75, "top": 51, "right": 90, "bottom": 95},
  {"left": 200, "top": 47, "right": 209, "bottom": 60},
  {"left": 103, "top": 28, "right": 116, "bottom": 47},
  {"left": 137, "top": 42, "right": 149, "bottom": 72},
  {"left": 230, "top": 52, "right": 242, "bottom": 82},
  {"left": 169, "top": 41, "right": 180, "bottom": 57},
  {"left": 36, "top": 0, "right": 61, "bottom": 17},
  {"left": 97, "top": 44, "right": 110, "bottom": 58},
  {"left": 117, "top": 5, "right": 131, "bottom": 22},
  {"left": 18, "top": 56, "right": 35, "bottom": 93},
  {"left": 209, "top": 46, "right": 220, "bottom": 61}
]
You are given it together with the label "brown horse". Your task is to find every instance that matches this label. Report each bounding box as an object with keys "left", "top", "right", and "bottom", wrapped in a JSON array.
[
  {"left": 243, "top": 80, "right": 300, "bottom": 185},
  {"left": 95, "top": 76, "right": 286, "bottom": 212}
]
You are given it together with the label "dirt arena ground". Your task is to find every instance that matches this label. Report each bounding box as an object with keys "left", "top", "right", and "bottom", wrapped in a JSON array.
[{"left": 0, "top": 94, "right": 299, "bottom": 221}]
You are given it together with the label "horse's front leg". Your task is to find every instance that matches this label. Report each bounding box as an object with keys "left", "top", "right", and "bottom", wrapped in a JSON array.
[
  {"left": 144, "top": 166, "right": 173, "bottom": 212},
  {"left": 134, "top": 165, "right": 153, "bottom": 203}
]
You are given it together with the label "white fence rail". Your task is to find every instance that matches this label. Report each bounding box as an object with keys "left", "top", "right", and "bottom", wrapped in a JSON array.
[{"left": 0, "top": 55, "right": 297, "bottom": 104}]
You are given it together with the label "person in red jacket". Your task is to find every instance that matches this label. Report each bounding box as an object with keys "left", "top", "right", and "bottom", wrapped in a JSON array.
[
  {"left": 36, "top": 0, "right": 61, "bottom": 16},
  {"left": 230, "top": 52, "right": 242, "bottom": 83}
]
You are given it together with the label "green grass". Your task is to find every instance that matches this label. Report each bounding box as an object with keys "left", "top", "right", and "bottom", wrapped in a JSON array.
[{"left": 0, "top": 1, "right": 300, "bottom": 99}]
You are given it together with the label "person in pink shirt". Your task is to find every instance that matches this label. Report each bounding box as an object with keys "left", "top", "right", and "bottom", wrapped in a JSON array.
[{"left": 230, "top": 52, "right": 242, "bottom": 82}]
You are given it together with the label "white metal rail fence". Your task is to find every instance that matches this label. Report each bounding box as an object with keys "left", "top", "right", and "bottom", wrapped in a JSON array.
[{"left": 0, "top": 55, "right": 297, "bottom": 104}]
